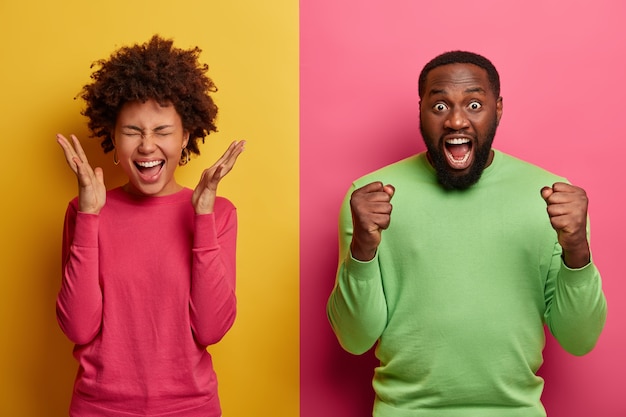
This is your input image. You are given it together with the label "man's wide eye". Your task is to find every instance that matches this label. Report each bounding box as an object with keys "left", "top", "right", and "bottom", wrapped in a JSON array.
[
  {"left": 434, "top": 103, "right": 448, "bottom": 111},
  {"left": 468, "top": 101, "right": 482, "bottom": 110}
]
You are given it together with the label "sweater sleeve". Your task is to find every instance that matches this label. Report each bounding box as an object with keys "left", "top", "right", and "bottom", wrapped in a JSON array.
[
  {"left": 56, "top": 203, "right": 104, "bottom": 345},
  {"left": 543, "top": 238, "right": 607, "bottom": 356},
  {"left": 189, "top": 202, "right": 238, "bottom": 347},
  {"left": 327, "top": 187, "right": 388, "bottom": 355}
]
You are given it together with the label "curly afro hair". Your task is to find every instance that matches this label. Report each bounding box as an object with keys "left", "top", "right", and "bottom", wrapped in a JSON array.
[{"left": 79, "top": 34, "right": 218, "bottom": 163}]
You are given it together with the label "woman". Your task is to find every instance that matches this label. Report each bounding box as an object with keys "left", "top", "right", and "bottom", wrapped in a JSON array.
[{"left": 56, "top": 34, "right": 244, "bottom": 417}]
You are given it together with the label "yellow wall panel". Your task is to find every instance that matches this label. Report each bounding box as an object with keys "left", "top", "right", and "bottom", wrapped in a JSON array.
[{"left": 0, "top": 1, "right": 299, "bottom": 416}]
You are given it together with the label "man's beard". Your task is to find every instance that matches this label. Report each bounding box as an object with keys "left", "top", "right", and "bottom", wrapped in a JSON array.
[{"left": 420, "top": 120, "right": 498, "bottom": 190}]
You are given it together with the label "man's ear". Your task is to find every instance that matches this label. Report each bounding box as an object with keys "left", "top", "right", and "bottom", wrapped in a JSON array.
[{"left": 496, "top": 96, "right": 503, "bottom": 126}]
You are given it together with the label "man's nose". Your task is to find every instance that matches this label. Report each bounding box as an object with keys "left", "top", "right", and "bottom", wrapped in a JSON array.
[{"left": 444, "top": 107, "right": 469, "bottom": 130}]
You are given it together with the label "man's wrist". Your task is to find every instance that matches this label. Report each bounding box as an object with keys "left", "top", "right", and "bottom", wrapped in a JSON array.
[
  {"left": 350, "top": 242, "right": 377, "bottom": 262},
  {"left": 562, "top": 243, "right": 591, "bottom": 269}
]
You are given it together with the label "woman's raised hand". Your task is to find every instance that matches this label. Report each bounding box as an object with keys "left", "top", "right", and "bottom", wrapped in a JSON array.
[
  {"left": 192, "top": 140, "right": 245, "bottom": 214},
  {"left": 57, "top": 134, "right": 106, "bottom": 214}
]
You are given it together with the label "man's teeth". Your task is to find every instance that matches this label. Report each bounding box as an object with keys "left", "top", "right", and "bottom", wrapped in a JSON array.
[
  {"left": 136, "top": 160, "right": 162, "bottom": 168},
  {"left": 446, "top": 138, "right": 470, "bottom": 145}
]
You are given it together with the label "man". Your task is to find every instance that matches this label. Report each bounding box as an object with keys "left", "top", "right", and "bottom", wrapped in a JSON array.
[{"left": 327, "top": 51, "right": 607, "bottom": 416}]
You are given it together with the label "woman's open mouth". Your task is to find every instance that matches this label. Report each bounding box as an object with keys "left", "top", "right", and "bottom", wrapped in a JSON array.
[{"left": 135, "top": 160, "right": 164, "bottom": 180}]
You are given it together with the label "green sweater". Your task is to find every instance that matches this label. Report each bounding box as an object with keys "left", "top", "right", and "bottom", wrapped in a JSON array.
[{"left": 327, "top": 150, "right": 607, "bottom": 417}]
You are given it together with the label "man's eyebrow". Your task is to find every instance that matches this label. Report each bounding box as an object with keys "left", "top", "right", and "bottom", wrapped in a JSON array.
[
  {"left": 465, "top": 87, "right": 487, "bottom": 94},
  {"left": 428, "top": 88, "right": 446, "bottom": 97},
  {"left": 428, "top": 86, "right": 487, "bottom": 97}
]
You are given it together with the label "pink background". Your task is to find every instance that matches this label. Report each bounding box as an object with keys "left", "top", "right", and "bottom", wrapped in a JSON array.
[{"left": 300, "top": 1, "right": 626, "bottom": 416}]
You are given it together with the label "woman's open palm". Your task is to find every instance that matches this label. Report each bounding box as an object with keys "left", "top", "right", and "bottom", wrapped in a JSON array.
[
  {"left": 57, "top": 134, "right": 106, "bottom": 214},
  {"left": 192, "top": 140, "right": 245, "bottom": 214}
]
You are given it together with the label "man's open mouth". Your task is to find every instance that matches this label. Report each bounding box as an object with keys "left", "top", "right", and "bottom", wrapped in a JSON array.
[{"left": 444, "top": 137, "right": 473, "bottom": 169}]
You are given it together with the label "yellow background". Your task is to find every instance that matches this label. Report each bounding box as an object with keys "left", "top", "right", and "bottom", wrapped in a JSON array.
[{"left": 0, "top": 1, "right": 299, "bottom": 416}]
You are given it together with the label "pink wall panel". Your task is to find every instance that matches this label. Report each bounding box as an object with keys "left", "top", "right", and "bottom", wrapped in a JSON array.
[{"left": 301, "top": 1, "right": 626, "bottom": 416}]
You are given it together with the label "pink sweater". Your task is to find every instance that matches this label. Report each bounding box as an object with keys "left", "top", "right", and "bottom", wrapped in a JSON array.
[{"left": 57, "top": 187, "right": 237, "bottom": 416}]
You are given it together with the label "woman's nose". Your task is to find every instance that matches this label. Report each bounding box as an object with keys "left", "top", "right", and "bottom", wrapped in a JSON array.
[{"left": 138, "top": 133, "right": 157, "bottom": 152}]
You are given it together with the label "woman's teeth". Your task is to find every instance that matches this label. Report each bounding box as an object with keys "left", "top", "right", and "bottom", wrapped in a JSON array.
[{"left": 136, "top": 160, "right": 162, "bottom": 168}]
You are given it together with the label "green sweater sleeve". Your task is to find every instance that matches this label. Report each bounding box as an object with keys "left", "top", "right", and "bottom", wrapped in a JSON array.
[
  {"left": 544, "top": 240, "right": 607, "bottom": 356},
  {"left": 327, "top": 187, "right": 388, "bottom": 355}
]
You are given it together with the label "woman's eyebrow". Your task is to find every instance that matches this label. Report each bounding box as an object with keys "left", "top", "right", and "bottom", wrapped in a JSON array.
[
  {"left": 153, "top": 125, "right": 175, "bottom": 132},
  {"left": 120, "top": 125, "right": 175, "bottom": 132},
  {"left": 121, "top": 125, "right": 144, "bottom": 132}
]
